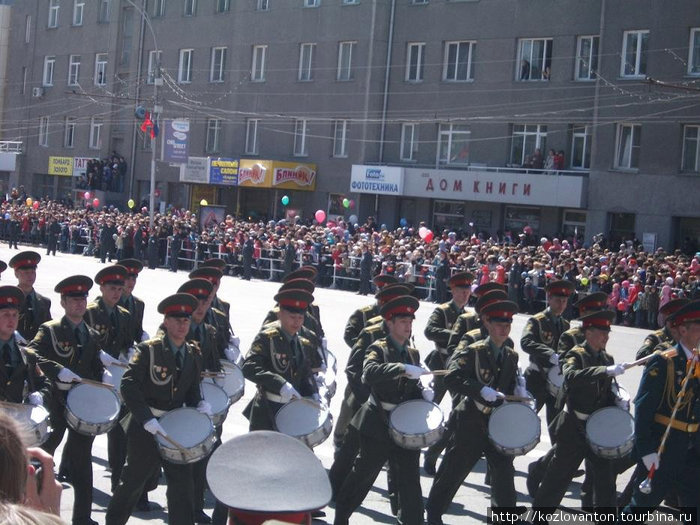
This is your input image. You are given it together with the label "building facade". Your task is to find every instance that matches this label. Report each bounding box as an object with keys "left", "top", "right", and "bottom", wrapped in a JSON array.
[{"left": 3, "top": 0, "right": 700, "bottom": 250}]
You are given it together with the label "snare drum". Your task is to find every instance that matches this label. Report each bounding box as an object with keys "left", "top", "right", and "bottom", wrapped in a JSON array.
[
  {"left": 488, "top": 402, "right": 540, "bottom": 456},
  {"left": 156, "top": 407, "right": 216, "bottom": 464},
  {"left": 585, "top": 406, "right": 634, "bottom": 459},
  {"left": 201, "top": 382, "right": 231, "bottom": 426},
  {"left": 65, "top": 383, "right": 121, "bottom": 436},
  {"left": 546, "top": 366, "right": 564, "bottom": 397},
  {"left": 389, "top": 400, "right": 445, "bottom": 450},
  {"left": 214, "top": 360, "right": 245, "bottom": 403},
  {"left": 3, "top": 404, "right": 50, "bottom": 446},
  {"left": 274, "top": 398, "right": 333, "bottom": 448}
]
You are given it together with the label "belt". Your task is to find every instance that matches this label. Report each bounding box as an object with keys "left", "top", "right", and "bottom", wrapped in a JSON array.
[
  {"left": 563, "top": 406, "right": 590, "bottom": 421},
  {"left": 149, "top": 406, "right": 167, "bottom": 417},
  {"left": 369, "top": 396, "right": 397, "bottom": 411},
  {"left": 473, "top": 400, "right": 493, "bottom": 415},
  {"left": 654, "top": 414, "right": 699, "bottom": 433},
  {"left": 263, "top": 391, "right": 284, "bottom": 403}
]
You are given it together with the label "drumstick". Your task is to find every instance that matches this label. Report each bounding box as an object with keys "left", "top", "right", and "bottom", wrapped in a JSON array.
[
  {"left": 110, "top": 362, "right": 129, "bottom": 369},
  {"left": 419, "top": 370, "right": 450, "bottom": 377},
  {"left": 623, "top": 348, "right": 677, "bottom": 370},
  {"left": 504, "top": 395, "right": 534, "bottom": 403},
  {"left": 201, "top": 371, "right": 226, "bottom": 379},
  {"left": 78, "top": 378, "right": 117, "bottom": 390},
  {"left": 156, "top": 430, "right": 188, "bottom": 452}
]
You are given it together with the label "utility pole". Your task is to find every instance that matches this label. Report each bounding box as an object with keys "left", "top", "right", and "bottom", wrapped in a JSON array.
[{"left": 149, "top": 63, "right": 162, "bottom": 229}]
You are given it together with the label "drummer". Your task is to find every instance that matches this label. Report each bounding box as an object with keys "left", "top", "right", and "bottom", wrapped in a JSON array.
[
  {"left": 636, "top": 298, "right": 689, "bottom": 360},
  {"left": 446, "top": 282, "right": 507, "bottom": 350},
  {"left": 241, "top": 288, "right": 320, "bottom": 431},
  {"left": 9, "top": 251, "right": 52, "bottom": 342},
  {"left": 531, "top": 310, "right": 627, "bottom": 514},
  {"left": 557, "top": 291, "right": 609, "bottom": 358},
  {"left": 106, "top": 293, "right": 212, "bottom": 525},
  {"left": 29, "top": 275, "right": 105, "bottom": 525},
  {"left": 189, "top": 266, "right": 231, "bottom": 360},
  {"left": 198, "top": 258, "right": 231, "bottom": 319},
  {"left": 118, "top": 258, "right": 149, "bottom": 343},
  {"left": 426, "top": 300, "right": 524, "bottom": 525},
  {"left": 343, "top": 274, "right": 398, "bottom": 348},
  {"left": 333, "top": 295, "right": 429, "bottom": 525}
]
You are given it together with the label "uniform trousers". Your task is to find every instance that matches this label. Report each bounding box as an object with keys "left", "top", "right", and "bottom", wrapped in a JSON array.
[
  {"left": 108, "top": 407, "right": 128, "bottom": 491},
  {"left": 332, "top": 386, "right": 361, "bottom": 447},
  {"left": 524, "top": 367, "right": 559, "bottom": 442}
]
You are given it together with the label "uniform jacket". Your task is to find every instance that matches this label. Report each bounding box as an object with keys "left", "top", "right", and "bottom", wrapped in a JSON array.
[
  {"left": 447, "top": 311, "right": 480, "bottom": 351},
  {"left": 344, "top": 303, "right": 380, "bottom": 349},
  {"left": 521, "top": 307, "right": 570, "bottom": 369},
  {"left": 205, "top": 306, "right": 230, "bottom": 360},
  {"left": 557, "top": 326, "right": 585, "bottom": 359},
  {"left": 346, "top": 321, "right": 387, "bottom": 401},
  {"left": 84, "top": 297, "right": 133, "bottom": 359},
  {"left": 636, "top": 326, "right": 673, "bottom": 360},
  {"left": 119, "top": 293, "right": 145, "bottom": 344},
  {"left": 424, "top": 300, "right": 464, "bottom": 351},
  {"left": 262, "top": 306, "right": 322, "bottom": 343},
  {"left": 187, "top": 322, "right": 222, "bottom": 373},
  {"left": 18, "top": 290, "right": 52, "bottom": 342},
  {"left": 0, "top": 335, "right": 48, "bottom": 403},
  {"left": 561, "top": 343, "right": 616, "bottom": 417}
]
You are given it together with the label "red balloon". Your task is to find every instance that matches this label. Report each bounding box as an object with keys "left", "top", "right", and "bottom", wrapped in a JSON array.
[
  {"left": 92, "top": 198, "right": 100, "bottom": 207},
  {"left": 424, "top": 231, "right": 434, "bottom": 242}
]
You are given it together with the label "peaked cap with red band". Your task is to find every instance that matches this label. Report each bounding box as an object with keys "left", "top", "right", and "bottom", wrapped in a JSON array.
[
  {"left": 659, "top": 298, "right": 690, "bottom": 317},
  {"left": 118, "top": 258, "right": 144, "bottom": 276},
  {"left": 274, "top": 289, "right": 314, "bottom": 313},
  {"left": 95, "top": 265, "right": 128, "bottom": 286},
  {"left": 373, "top": 274, "right": 399, "bottom": 289},
  {"left": 283, "top": 266, "right": 317, "bottom": 283},
  {"left": 579, "top": 310, "right": 615, "bottom": 332},
  {"left": 473, "top": 282, "right": 507, "bottom": 297},
  {"left": 9, "top": 251, "right": 41, "bottom": 270},
  {"left": 380, "top": 295, "right": 419, "bottom": 320},
  {"left": 448, "top": 271, "right": 475, "bottom": 288},
  {"left": 279, "top": 278, "right": 315, "bottom": 294},
  {"left": 200, "top": 258, "right": 227, "bottom": 270},
  {"left": 475, "top": 289, "right": 508, "bottom": 314},
  {"left": 158, "top": 293, "right": 198, "bottom": 317},
  {"left": 480, "top": 300, "right": 518, "bottom": 323},
  {"left": 177, "top": 278, "right": 213, "bottom": 300},
  {"left": 574, "top": 292, "right": 608, "bottom": 314},
  {"left": 54, "top": 275, "right": 93, "bottom": 297},
  {"left": 0, "top": 285, "right": 24, "bottom": 310},
  {"left": 375, "top": 283, "right": 414, "bottom": 305},
  {"left": 668, "top": 300, "right": 700, "bottom": 327},
  {"left": 546, "top": 279, "right": 575, "bottom": 297},
  {"left": 189, "top": 266, "right": 223, "bottom": 284}
]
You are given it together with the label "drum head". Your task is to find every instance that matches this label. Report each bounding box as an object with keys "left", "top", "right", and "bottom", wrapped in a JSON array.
[
  {"left": 68, "top": 384, "right": 120, "bottom": 423},
  {"left": 3, "top": 404, "right": 48, "bottom": 426},
  {"left": 547, "top": 366, "right": 564, "bottom": 387},
  {"left": 389, "top": 400, "right": 443, "bottom": 435},
  {"left": 201, "top": 382, "right": 229, "bottom": 412},
  {"left": 216, "top": 362, "right": 245, "bottom": 397},
  {"left": 488, "top": 403, "right": 540, "bottom": 448},
  {"left": 586, "top": 407, "right": 634, "bottom": 448},
  {"left": 158, "top": 408, "right": 213, "bottom": 449},
  {"left": 275, "top": 399, "right": 328, "bottom": 437}
]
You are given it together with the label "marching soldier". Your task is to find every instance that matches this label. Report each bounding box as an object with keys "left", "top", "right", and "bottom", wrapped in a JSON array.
[
  {"left": 10, "top": 251, "right": 51, "bottom": 342},
  {"left": 189, "top": 266, "right": 230, "bottom": 353},
  {"left": 242, "top": 289, "right": 320, "bottom": 431},
  {"left": 449, "top": 289, "right": 510, "bottom": 354},
  {"left": 343, "top": 274, "right": 398, "bottom": 348},
  {"left": 426, "top": 301, "right": 525, "bottom": 525},
  {"left": 199, "top": 258, "right": 231, "bottom": 319},
  {"left": 286, "top": 266, "right": 325, "bottom": 338},
  {"left": 557, "top": 292, "right": 609, "bottom": 358},
  {"left": 30, "top": 275, "right": 106, "bottom": 525},
  {"left": 636, "top": 298, "right": 689, "bottom": 360},
  {"left": 106, "top": 293, "right": 211, "bottom": 525},
  {"left": 333, "top": 296, "right": 430, "bottom": 525},
  {"left": 447, "top": 282, "right": 507, "bottom": 350},
  {"left": 118, "top": 258, "right": 148, "bottom": 343},
  {"left": 532, "top": 310, "right": 627, "bottom": 514}
]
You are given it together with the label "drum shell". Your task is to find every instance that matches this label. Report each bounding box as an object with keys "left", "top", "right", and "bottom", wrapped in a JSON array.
[
  {"left": 4, "top": 404, "right": 50, "bottom": 446},
  {"left": 274, "top": 399, "right": 333, "bottom": 448},
  {"left": 65, "top": 384, "right": 121, "bottom": 436},
  {"left": 201, "top": 382, "right": 231, "bottom": 427},
  {"left": 546, "top": 366, "right": 564, "bottom": 397},
  {"left": 215, "top": 360, "right": 245, "bottom": 404},
  {"left": 156, "top": 407, "right": 216, "bottom": 464},
  {"left": 487, "top": 402, "right": 541, "bottom": 456},
  {"left": 388, "top": 400, "right": 445, "bottom": 450},
  {"left": 585, "top": 406, "right": 634, "bottom": 459}
]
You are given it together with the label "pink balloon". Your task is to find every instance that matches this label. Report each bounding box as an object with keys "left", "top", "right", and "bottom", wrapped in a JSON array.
[
  {"left": 424, "top": 231, "right": 434, "bottom": 242},
  {"left": 92, "top": 198, "right": 100, "bottom": 207},
  {"left": 141, "top": 206, "right": 147, "bottom": 213},
  {"left": 418, "top": 227, "right": 428, "bottom": 239},
  {"left": 315, "top": 210, "right": 326, "bottom": 223},
  {"left": 32, "top": 201, "right": 39, "bottom": 210},
  {"left": 349, "top": 199, "right": 355, "bottom": 209},
  {"left": 84, "top": 191, "right": 91, "bottom": 200}
]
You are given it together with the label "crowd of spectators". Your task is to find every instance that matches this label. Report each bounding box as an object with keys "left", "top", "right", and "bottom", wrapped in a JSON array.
[
  {"left": 74, "top": 153, "right": 127, "bottom": 193},
  {"left": 0, "top": 196, "right": 698, "bottom": 328}
]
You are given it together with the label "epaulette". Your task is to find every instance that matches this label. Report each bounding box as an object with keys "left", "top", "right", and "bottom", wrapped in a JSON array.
[
  {"left": 45, "top": 319, "right": 61, "bottom": 328},
  {"left": 116, "top": 305, "right": 130, "bottom": 315},
  {"left": 569, "top": 344, "right": 587, "bottom": 357},
  {"left": 533, "top": 312, "right": 547, "bottom": 321},
  {"left": 465, "top": 327, "right": 481, "bottom": 339},
  {"left": 262, "top": 326, "right": 279, "bottom": 338},
  {"left": 365, "top": 322, "right": 384, "bottom": 333},
  {"left": 367, "top": 315, "right": 383, "bottom": 325},
  {"left": 437, "top": 303, "right": 451, "bottom": 310},
  {"left": 299, "top": 335, "right": 311, "bottom": 347},
  {"left": 469, "top": 339, "right": 489, "bottom": 350},
  {"left": 360, "top": 304, "right": 375, "bottom": 313},
  {"left": 212, "top": 307, "right": 226, "bottom": 318}
]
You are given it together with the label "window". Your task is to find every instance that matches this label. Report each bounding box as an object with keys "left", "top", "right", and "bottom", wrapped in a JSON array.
[
  {"left": 68, "top": 55, "right": 80, "bottom": 86},
  {"left": 298, "top": 43, "right": 315, "bottom": 81},
  {"left": 64, "top": 117, "right": 76, "bottom": 148},
  {"left": 304, "top": 0, "right": 319, "bottom": 6},
  {"left": 94, "top": 53, "right": 108, "bottom": 85},
  {"left": 98, "top": 0, "right": 110, "bottom": 22},
  {"left": 48, "top": 0, "right": 59, "bottom": 28},
  {"left": 42, "top": 56, "right": 55, "bottom": 86},
  {"left": 405, "top": 43, "right": 425, "bottom": 82},
  {"left": 688, "top": 29, "right": 700, "bottom": 76},
  {"left": 25, "top": 15, "right": 32, "bottom": 43},
  {"left": 343, "top": 0, "right": 359, "bottom": 4},
  {"left": 210, "top": 47, "right": 227, "bottom": 82},
  {"left": 205, "top": 119, "right": 221, "bottom": 153},
  {"left": 561, "top": 210, "right": 587, "bottom": 240},
  {"left": 152, "top": 0, "right": 165, "bottom": 17},
  {"left": 216, "top": 0, "right": 230, "bottom": 12},
  {"left": 337, "top": 41, "right": 356, "bottom": 81},
  {"left": 147, "top": 50, "right": 161, "bottom": 84},
  {"left": 257, "top": 0, "right": 269, "bottom": 10},
  {"left": 184, "top": 0, "right": 197, "bottom": 16},
  {"left": 251, "top": 45, "right": 267, "bottom": 81},
  {"left": 38, "top": 117, "right": 49, "bottom": 147},
  {"left": 517, "top": 38, "right": 552, "bottom": 81},
  {"left": 245, "top": 119, "right": 259, "bottom": 154},
  {"left": 400, "top": 123, "right": 418, "bottom": 161},
  {"left": 575, "top": 36, "right": 599, "bottom": 81},
  {"left": 178, "top": 49, "right": 193, "bottom": 83},
  {"left": 412, "top": 0, "right": 428, "bottom": 4},
  {"left": 89, "top": 117, "right": 103, "bottom": 149},
  {"left": 293, "top": 119, "right": 308, "bottom": 156},
  {"left": 682, "top": 125, "right": 700, "bottom": 172},
  {"left": 570, "top": 125, "right": 591, "bottom": 169},
  {"left": 443, "top": 41, "right": 475, "bottom": 81},
  {"left": 614, "top": 124, "right": 641, "bottom": 169},
  {"left": 20, "top": 67, "right": 26, "bottom": 94},
  {"left": 333, "top": 120, "right": 349, "bottom": 157},
  {"left": 510, "top": 124, "right": 547, "bottom": 166},
  {"left": 438, "top": 124, "right": 470, "bottom": 165},
  {"left": 621, "top": 30, "right": 648, "bottom": 78},
  {"left": 73, "top": 0, "right": 84, "bottom": 25}
]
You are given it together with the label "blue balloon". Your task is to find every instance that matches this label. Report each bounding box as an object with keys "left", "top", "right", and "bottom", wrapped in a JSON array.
[
  {"left": 3, "top": 213, "right": 9, "bottom": 220},
  {"left": 399, "top": 218, "right": 407, "bottom": 227}
]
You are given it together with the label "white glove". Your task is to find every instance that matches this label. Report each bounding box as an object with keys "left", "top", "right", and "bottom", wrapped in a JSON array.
[
  {"left": 57, "top": 368, "right": 81, "bottom": 383},
  {"left": 404, "top": 364, "right": 426, "bottom": 380},
  {"left": 422, "top": 387, "right": 435, "bottom": 402},
  {"left": 14, "top": 331, "right": 28, "bottom": 345},
  {"left": 224, "top": 345, "right": 239, "bottom": 363},
  {"left": 322, "top": 337, "right": 328, "bottom": 351},
  {"left": 480, "top": 385, "right": 505, "bottom": 403},
  {"left": 615, "top": 397, "right": 630, "bottom": 411},
  {"left": 606, "top": 364, "right": 626, "bottom": 377},
  {"left": 102, "top": 369, "right": 114, "bottom": 386},
  {"left": 144, "top": 417, "right": 167, "bottom": 436},
  {"left": 125, "top": 347, "right": 136, "bottom": 362},
  {"left": 642, "top": 452, "right": 660, "bottom": 472},
  {"left": 197, "top": 400, "right": 213, "bottom": 417},
  {"left": 140, "top": 330, "right": 150, "bottom": 342},
  {"left": 516, "top": 371, "right": 527, "bottom": 389},
  {"left": 27, "top": 392, "right": 43, "bottom": 406},
  {"left": 99, "top": 350, "right": 121, "bottom": 367},
  {"left": 514, "top": 385, "right": 529, "bottom": 399},
  {"left": 311, "top": 392, "right": 328, "bottom": 409},
  {"left": 229, "top": 335, "right": 240, "bottom": 348},
  {"left": 279, "top": 382, "right": 301, "bottom": 403},
  {"left": 549, "top": 353, "right": 559, "bottom": 366}
]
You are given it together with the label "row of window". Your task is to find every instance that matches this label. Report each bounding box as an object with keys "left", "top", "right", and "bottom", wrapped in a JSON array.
[
  {"left": 41, "top": 53, "right": 107, "bottom": 87},
  {"left": 35, "top": 115, "right": 700, "bottom": 174}
]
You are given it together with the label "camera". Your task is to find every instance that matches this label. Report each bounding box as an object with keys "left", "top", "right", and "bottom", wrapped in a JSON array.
[{"left": 29, "top": 457, "right": 43, "bottom": 493}]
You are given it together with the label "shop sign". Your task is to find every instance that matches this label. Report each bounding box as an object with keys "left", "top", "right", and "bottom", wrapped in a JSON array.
[
  {"left": 272, "top": 161, "right": 316, "bottom": 191},
  {"left": 179, "top": 156, "right": 209, "bottom": 183},
  {"left": 162, "top": 119, "right": 190, "bottom": 164},
  {"left": 350, "top": 165, "right": 404, "bottom": 195},
  {"left": 209, "top": 157, "right": 239, "bottom": 186},
  {"left": 73, "top": 157, "right": 92, "bottom": 178},
  {"left": 238, "top": 159, "right": 273, "bottom": 187},
  {"left": 48, "top": 156, "right": 73, "bottom": 176}
]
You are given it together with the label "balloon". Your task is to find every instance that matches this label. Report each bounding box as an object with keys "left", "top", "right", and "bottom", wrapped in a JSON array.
[
  {"left": 32, "top": 201, "right": 39, "bottom": 210},
  {"left": 348, "top": 214, "right": 358, "bottom": 224},
  {"left": 424, "top": 231, "right": 434, "bottom": 242},
  {"left": 141, "top": 206, "right": 147, "bottom": 213},
  {"left": 281, "top": 195, "right": 290, "bottom": 206},
  {"left": 3, "top": 213, "right": 9, "bottom": 220},
  {"left": 314, "top": 210, "right": 326, "bottom": 223},
  {"left": 84, "top": 191, "right": 91, "bottom": 200},
  {"left": 342, "top": 198, "right": 350, "bottom": 208},
  {"left": 349, "top": 199, "right": 355, "bottom": 209},
  {"left": 127, "top": 199, "right": 135, "bottom": 208},
  {"left": 418, "top": 226, "right": 428, "bottom": 239},
  {"left": 200, "top": 199, "right": 208, "bottom": 206},
  {"left": 399, "top": 218, "right": 407, "bottom": 227},
  {"left": 92, "top": 198, "right": 100, "bottom": 207},
  {"left": 25, "top": 198, "right": 32, "bottom": 207}
]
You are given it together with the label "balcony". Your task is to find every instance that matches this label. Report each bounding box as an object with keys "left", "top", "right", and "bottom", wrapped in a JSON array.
[{"left": 0, "top": 141, "right": 23, "bottom": 153}]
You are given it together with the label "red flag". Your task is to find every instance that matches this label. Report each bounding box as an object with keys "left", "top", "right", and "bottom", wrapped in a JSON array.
[{"left": 140, "top": 111, "right": 153, "bottom": 135}]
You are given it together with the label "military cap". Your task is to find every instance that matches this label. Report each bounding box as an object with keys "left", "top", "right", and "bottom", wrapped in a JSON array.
[
  {"left": 659, "top": 298, "right": 690, "bottom": 317},
  {"left": 475, "top": 289, "right": 508, "bottom": 314},
  {"left": 375, "top": 283, "right": 414, "bottom": 305},
  {"left": 206, "top": 431, "right": 331, "bottom": 514},
  {"left": 117, "top": 258, "right": 144, "bottom": 276},
  {"left": 200, "top": 258, "right": 227, "bottom": 270},
  {"left": 283, "top": 266, "right": 317, "bottom": 282},
  {"left": 373, "top": 274, "right": 399, "bottom": 288},
  {"left": 9, "top": 251, "right": 40, "bottom": 270},
  {"left": 274, "top": 289, "right": 314, "bottom": 314},
  {"left": 0, "top": 286, "right": 24, "bottom": 310},
  {"left": 189, "top": 266, "right": 224, "bottom": 284},
  {"left": 579, "top": 310, "right": 615, "bottom": 331},
  {"left": 668, "top": 300, "right": 700, "bottom": 327},
  {"left": 95, "top": 265, "right": 128, "bottom": 286},
  {"left": 177, "top": 278, "right": 213, "bottom": 300},
  {"left": 448, "top": 271, "right": 475, "bottom": 288},
  {"left": 480, "top": 300, "right": 518, "bottom": 323},
  {"left": 55, "top": 275, "right": 93, "bottom": 297},
  {"left": 0, "top": 260, "right": 6, "bottom": 274},
  {"left": 574, "top": 292, "right": 608, "bottom": 315},
  {"left": 546, "top": 279, "right": 575, "bottom": 297},
  {"left": 158, "top": 293, "right": 198, "bottom": 318},
  {"left": 279, "top": 278, "right": 315, "bottom": 294},
  {"left": 380, "top": 295, "right": 419, "bottom": 320},
  {"left": 473, "top": 282, "right": 507, "bottom": 297}
]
